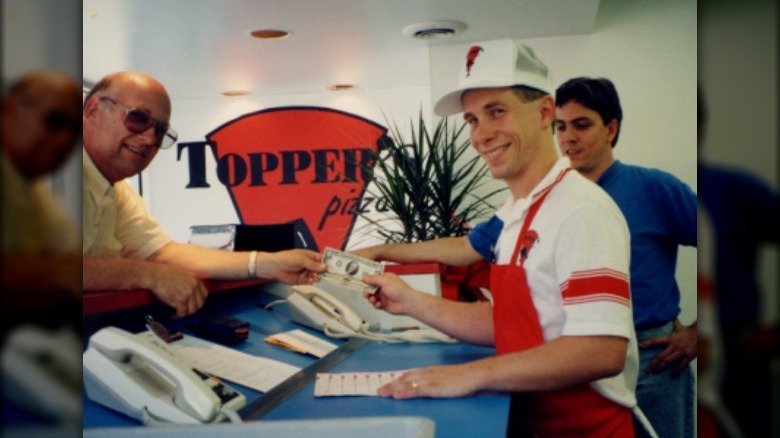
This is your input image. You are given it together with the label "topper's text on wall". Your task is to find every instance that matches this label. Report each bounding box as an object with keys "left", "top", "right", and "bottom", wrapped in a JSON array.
[{"left": 177, "top": 141, "right": 375, "bottom": 188}]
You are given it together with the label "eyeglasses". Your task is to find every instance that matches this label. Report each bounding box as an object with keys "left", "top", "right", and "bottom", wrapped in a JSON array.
[
  {"left": 99, "top": 96, "right": 178, "bottom": 149},
  {"left": 17, "top": 95, "right": 80, "bottom": 135},
  {"left": 44, "top": 111, "right": 80, "bottom": 134}
]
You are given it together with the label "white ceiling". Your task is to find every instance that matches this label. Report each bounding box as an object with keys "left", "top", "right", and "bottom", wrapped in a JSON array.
[{"left": 83, "top": 0, "right": 601, "bottom": 100}]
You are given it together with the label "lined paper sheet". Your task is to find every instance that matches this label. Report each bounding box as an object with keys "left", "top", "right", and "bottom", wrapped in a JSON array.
[
  {"left": 136, "top": 331, "right": 301, "bottom": 393},
  {"left": 314, "top": 370, "right": 410, "bottom": 397}
]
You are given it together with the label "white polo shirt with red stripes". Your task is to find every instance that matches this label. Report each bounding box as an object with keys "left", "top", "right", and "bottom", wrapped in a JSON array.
[{"left": 475, "top": 156, "right": 638, "bottom": 409}]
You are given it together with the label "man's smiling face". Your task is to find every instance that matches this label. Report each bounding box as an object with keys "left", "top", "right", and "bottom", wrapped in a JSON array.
[
  {"left": 83, "top": 75, "right": 171, "bottom": 184},
  {"left": 462, "top": 87, "right": 548, "bottom": 185}
]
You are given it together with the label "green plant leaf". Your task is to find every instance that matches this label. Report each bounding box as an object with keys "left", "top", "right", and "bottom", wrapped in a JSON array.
[{"left": 354, "top": 113, "right": 506, "bottom": 243}]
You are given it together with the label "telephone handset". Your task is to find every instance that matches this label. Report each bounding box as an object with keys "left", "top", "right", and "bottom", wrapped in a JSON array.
[
  {"left": 285, "top": 285, "right": 458, "bottom": 344},
  {"left": 1, "top": 325, "right": 82, "bottom": 424},
  {"left": 287, "top": 285, "right": 367, "bottom": 336},
  {"left": 83, "top": 326, "right": 245, "bottom": 425}
]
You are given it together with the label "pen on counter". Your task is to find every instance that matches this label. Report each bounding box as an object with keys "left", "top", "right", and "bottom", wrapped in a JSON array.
[{"left": 390, "top": 326, "right": 420, "bottom": 332}]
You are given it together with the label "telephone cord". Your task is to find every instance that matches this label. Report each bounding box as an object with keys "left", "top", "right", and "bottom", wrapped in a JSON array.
[
  {"left": 218, "top": 406, "right": 243, "bottom": 423},
  {"left": 140, "top": 407, "right": 168, "bottom": 426},
  {"left": 263, "top": 299, "right": 287, "bottom": 310},
  {"left": 323, "top": 321, "right": 389, "bottom": 343},
  {"left": 322, "top": 321, "right": 458, "bottom": 344},
  {"left": 139, "top": 406, "right": 242, "bottom": 425}
]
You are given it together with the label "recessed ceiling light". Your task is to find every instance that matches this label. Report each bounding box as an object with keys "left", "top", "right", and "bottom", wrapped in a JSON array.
[
  {"left": 222, "top": 90, "right": 251, "bottom": 97},
  {"left": 328, "top": 84, "right": 357, "bottom": 91},
  {"left": 249, "top": 29, "right": 291, "bottom": 40},
  {"left": 402, "top": 20, "right": 467, "bottom": 39}
]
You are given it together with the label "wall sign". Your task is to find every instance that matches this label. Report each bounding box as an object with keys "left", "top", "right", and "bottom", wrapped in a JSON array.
[{"left": 178, "top": 107, "right": 389, "bottom": 251}]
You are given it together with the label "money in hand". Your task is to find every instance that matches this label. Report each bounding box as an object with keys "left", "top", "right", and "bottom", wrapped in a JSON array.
[{"left": 321, "top": 247, "right": 384, "bottom": 294}]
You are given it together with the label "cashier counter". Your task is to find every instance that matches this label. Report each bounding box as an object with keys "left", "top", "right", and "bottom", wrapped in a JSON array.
[{"left": 81, "top": 264, "right": 509, "bottom": 437}]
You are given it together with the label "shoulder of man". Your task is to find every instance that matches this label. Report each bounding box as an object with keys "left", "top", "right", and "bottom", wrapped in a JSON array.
[{"left": 619, "top": 162, "right": 696, "bottom": 197}]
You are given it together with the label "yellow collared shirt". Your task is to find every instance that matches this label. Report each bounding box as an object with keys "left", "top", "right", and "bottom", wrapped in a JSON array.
[{"left": 82, "top": 148, "right": 170, "bottom": 259}]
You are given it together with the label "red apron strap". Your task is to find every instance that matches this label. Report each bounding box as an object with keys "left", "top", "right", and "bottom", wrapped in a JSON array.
[
  {"left": 509, "top": 193, "right": 547, "bottom": 266},
  {"left": 509, "top": 166, "right": 570, "bottom": 266}
]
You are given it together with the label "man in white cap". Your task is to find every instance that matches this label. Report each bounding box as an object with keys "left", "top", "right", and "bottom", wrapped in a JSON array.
[{"left": 357, "top": 39, "right": 646, "bottom": 436}]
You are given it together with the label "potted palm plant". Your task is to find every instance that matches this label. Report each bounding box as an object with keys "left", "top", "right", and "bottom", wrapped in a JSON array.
[
  {"left": 356, "top": 113, "right": 505, "bottom": 300},
  {"left": 358, "top": 112, "right": 505, "bottom": 243}
]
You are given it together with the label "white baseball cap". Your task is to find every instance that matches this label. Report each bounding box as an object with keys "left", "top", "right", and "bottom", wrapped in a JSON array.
[{"left": 434, "top": 39, "right": 553, "bottom": 116}]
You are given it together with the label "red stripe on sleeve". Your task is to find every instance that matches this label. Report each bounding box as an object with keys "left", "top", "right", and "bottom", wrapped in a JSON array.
[{"left": 561, "top": 273, "right": 630, "bottom": 305}]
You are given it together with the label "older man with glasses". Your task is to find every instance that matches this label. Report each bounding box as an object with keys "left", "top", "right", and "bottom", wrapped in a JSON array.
[
  {"left": 2, "top": 70, "right": 82, "bottom": 324},
  {"left": 82, "top": 71, "right": 326, "bottom": 318}
]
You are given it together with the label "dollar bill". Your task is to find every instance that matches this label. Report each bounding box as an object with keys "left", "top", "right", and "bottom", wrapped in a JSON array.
[{"left": 320, "top": 247, "right": 384, "bottom": 294}]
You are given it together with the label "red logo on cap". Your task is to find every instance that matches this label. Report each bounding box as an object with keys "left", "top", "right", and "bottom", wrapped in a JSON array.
[
  {"left": 206, "top": 107, "right": 387, "bottom": 251},
  {"left": 466, "top": 46, "right": 484, "bottom": 77}
]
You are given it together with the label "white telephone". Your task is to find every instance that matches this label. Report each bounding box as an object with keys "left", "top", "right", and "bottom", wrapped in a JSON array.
[
  {"left": 287, "top": 285, "right": 368, "bottom": 337},
  {"left": 286, "top": 285, "right": 458, "bottom": 344},
  {"left": 83, "top": 326, "right": 245, "bottom": 425},
  {"left": 1, "top": 324, "right": 82, "bottom": 424}
]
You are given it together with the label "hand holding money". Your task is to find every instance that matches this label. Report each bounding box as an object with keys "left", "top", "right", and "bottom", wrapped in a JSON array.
[{"left": 321, "top": 247, "right": 384, "bottom": 294}]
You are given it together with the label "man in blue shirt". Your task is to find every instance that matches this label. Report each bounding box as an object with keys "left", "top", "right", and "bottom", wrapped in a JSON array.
[
  {"left": 555, "top": 77, "right": 697, "bottom": 438},
  {"left": 698, "top": 90, "right": 780, "bottom": 437}
]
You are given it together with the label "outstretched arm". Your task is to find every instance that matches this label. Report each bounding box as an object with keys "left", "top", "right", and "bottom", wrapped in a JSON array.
[
  {"left": 84, "top": 244, "right": 325, "bottom": 318},
  {"left": 352, "top": 236, "right": 483, "bottom": 267},
  {"left": 147, "top": 242, "right": 325, "bottom": 284}
]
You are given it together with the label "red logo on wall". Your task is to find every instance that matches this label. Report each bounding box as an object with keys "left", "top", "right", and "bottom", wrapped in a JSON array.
[{"left": 206, "top": 107, "right": 388, "bottom": 251}]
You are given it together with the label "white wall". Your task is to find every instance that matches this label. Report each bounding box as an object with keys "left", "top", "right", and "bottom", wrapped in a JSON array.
[
  {"left": 144, "top": 0, "right": 697, "bottom": 322},
  {"left": 3, "top": 0, "right": 82, "bottom": 224},
  {"left": 430, "top": 0, "right": 698, "bottom": 324},
  {"left": 144, "top": 86, "right": 432, "bottom": 249}
]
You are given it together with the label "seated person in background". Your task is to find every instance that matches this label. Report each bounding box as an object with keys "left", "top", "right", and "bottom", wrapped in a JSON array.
[
  {"left": 82, "top": 71, "right": 326, "bottom": 318},
  {"left": 356, "top": 39, "right": 647, "bottom": 436},
  {"left": 1, "top": 70, "right": 82, "bottom": 327},
  {"left": 555, "top": 76, "right": 697, "bottom": 438}
]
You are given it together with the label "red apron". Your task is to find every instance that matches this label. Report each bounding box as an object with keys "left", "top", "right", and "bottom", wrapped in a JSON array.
[{"left": 491, "top": 172, "right": 634, "bottom": 437}]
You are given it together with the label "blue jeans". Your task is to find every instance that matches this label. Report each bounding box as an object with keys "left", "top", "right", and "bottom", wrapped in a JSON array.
[{"left": 633, "top": 321, "right": 694, "bottom": 438}]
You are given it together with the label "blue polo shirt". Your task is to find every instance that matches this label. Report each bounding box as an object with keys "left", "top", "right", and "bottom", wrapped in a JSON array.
[
  {"left": 595, "top": 161, "right": 697, "bottom": 327},
  {"left": 699, "top": 162, "right": 780, "bottom": 330}
]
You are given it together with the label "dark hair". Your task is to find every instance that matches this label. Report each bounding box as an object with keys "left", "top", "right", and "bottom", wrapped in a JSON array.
[
  {"left": 82, "top": 75, "right": 115, "bottom": 111},
  {"left": 555, "top": 77, "right": 623, "bottom": 147},
  {"left": 512, "top": 86, "right": 554, "bottom": 133},
  {"left": 512, "top": 85, "right": 548, "bottom": 103}
]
